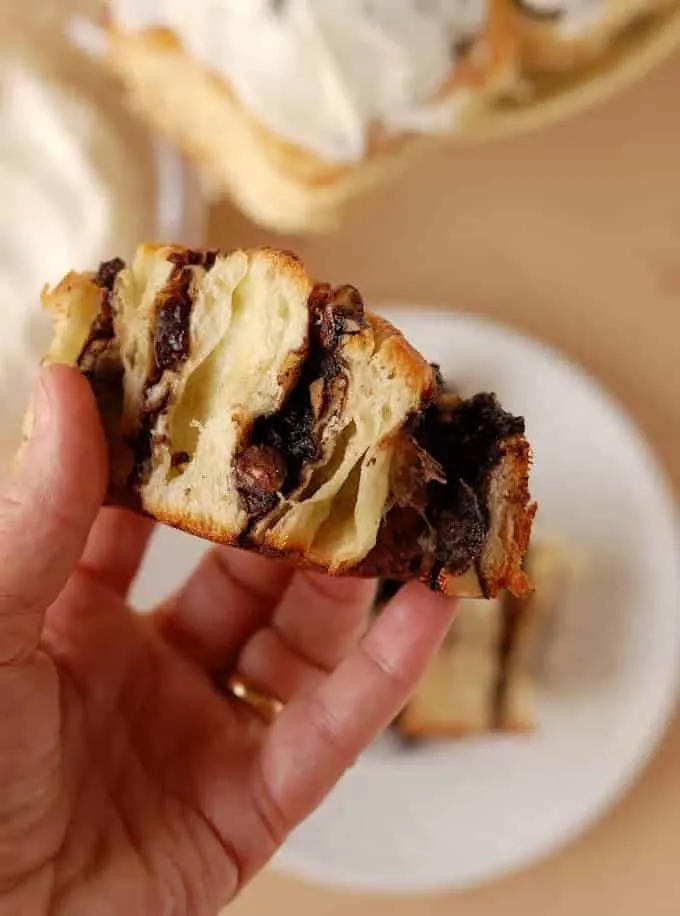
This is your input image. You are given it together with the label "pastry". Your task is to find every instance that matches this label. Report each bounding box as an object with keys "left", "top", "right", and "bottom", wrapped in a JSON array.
[
  {"left": 397, "top": 596, "right": 503, "bottom": 737},
  {"left": 86, "top": 0, "right": 678, "bottom": 230},
  {"left": 396, "top": 538, "right": 574, "bottom": 738},
  {"left": 513, "top": 0, "right": 675, "bottom": 71},
  {"left": 36, "top": 244, "right": 536, "bottom": 597},
  {"left": 497, "top": 538, "right": 573, "bottom": 729},
  {"left": 101, "top": 0, "right": 522, "bottom": 231}
]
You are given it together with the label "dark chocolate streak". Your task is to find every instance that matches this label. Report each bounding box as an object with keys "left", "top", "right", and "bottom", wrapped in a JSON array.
[
  {"left": 95, "top": 257, "right": 126, "bottom": 291},
  {"left": 419, "top": 394, "right": 525, "bottom": 508},
  {"left": 77, "top": 258, "right": 127, "bottom": 443},
  {"left": 420, "top": 393, "right": 525, "bottom": 587},
  {"left": 171, "top": 450, "right": 191, "bottom": 469},
  {"left": 153, "top": 267, "right": 195, "bottom": 375},
  {"left": 234, "top": 283, "right": 367, "bottom": 521},
  {"left": 233, "top": 444, "right": 287, "bottom": 518},
  {"left": 168, "top": 248, "right": 220, "bottom": 271},
  {"left": 132, "top": 253, "right": 215, "bottom": 483},
  {"left": 359, "top": 394, "right": 525, "bottom": 588},
  {"left": 77, "top": 257, "right": 126, "bottom": 371}
]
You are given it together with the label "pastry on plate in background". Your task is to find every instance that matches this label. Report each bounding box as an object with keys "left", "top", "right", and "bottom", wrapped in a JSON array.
[
  {"left": 394, "top": 538, "right": 577, "bottom": 739},
  {"left": 95, "top": 0, "right": 679, "bottom": 233},
  {"left": 102, "top": 0, "right": 521, "bottom": 232}
]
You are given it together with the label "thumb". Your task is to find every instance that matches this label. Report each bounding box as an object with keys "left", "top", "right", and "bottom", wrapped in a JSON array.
[{"left": 0, "top": 365, "right": 107, "bottom": 664}]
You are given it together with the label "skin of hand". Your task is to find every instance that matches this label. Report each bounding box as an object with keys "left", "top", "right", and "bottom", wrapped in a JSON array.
[{"left": 0, "top": 365, "right": 456, "bottom": 916}]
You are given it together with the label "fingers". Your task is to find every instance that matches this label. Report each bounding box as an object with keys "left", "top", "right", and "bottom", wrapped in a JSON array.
[
  {"left": 80, "top": 507, "right": 155, "bottom": 596},
  {"left": 268, "top": 573, "right": 376, "bottom": 671},
  {"left": 154, "top": 548, "right": 294, "bottom": 669},
  {"left": 235, "top": 573, "right": 376, "bottom": 702},
  {"left": 0, "top": 366, "right": 107, "bottom": 664},
  {"left": 250, "top": 584, "right": 456, "bottom": 841}
]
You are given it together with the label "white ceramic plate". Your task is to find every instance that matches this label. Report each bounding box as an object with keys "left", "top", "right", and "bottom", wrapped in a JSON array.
[{"left": 131, "top": 309, "right": 680, "bottom": 895}]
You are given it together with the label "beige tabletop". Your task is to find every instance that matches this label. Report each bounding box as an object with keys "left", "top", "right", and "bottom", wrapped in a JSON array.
[{"left": 208, "top": 48, "right": 680, "bottom": 916}]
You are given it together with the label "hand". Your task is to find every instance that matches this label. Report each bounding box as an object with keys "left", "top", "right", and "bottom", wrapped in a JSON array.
[{"left": 0, "top": 366, "right": 456, "bottom": 916}]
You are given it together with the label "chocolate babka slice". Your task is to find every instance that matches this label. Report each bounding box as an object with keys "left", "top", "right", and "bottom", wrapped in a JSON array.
[{"left": 40, "top": 244, "right": 536, "bottom": 597}]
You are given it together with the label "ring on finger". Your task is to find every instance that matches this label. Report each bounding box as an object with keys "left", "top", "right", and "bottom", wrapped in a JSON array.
[{"left": 220, "top": 672, "right": 284, "bottom": 724}]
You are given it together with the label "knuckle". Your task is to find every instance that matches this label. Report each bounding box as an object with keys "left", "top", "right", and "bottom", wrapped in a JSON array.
[
  {"left": 359, "top": 641, "right": 411, "bottom": 694},
  {"left": 303, "top": 692, "right": 346, "bottom": 758},
  {"left": 250, "top": 756, "right": 290, "bottom": 851}
]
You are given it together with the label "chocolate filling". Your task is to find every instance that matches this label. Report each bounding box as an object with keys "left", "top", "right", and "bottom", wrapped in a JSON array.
[
  {"left": 132, "top": 257, "right": 209, "bottom": 484},
  {"left": 94, "top": 257, "right": 126, "bottom": 292},
  {"left": 171, "top": 450, "right": 191, "bottom": 469},
  {"left": 360, "top": 394, "right": 526, "bottom": 588},
  {"left": 77, "top": 258, "right": 127, "bottom": 443},
  {"left": 167, "top": 248, "right": 220, "bottom": 271},
  {"left": 235, "top": 283, "right": 367, "bottom": 520},
  {"left": 153, "top": 267, "right": 195, "bottom": 376},
  {"left": 429, "top": 480, "right": 486, "bottom": 572},
  {"left": 77, "top": 257, "right": 126, "bottom": 371},
  {"left": 234, "top": 444, "right": 287, "bottom": 518},
  {"left": 418, "top": 393, "right": 525, "bottom": 524}
]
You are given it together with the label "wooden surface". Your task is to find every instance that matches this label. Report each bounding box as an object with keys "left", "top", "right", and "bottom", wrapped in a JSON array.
[{"left": 208, "top": 48, "right": 680, "bottom": 916}]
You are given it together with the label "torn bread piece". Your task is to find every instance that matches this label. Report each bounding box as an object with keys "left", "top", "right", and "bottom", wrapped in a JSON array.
[{"left": 39, "top": 244, "right": 536, "bottom": 597}]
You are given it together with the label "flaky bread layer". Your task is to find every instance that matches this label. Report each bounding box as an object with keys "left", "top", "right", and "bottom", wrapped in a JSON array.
[{"left": 40, "top": 244, "right": 535, "bottom": 597}]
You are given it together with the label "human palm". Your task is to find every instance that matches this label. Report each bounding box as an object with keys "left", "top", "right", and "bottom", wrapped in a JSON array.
[{"left": 0, "top": 366, "right": 454, "bottom": 916}]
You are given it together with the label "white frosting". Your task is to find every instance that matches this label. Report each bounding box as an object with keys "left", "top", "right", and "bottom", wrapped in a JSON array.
[
  {"left": 0, "top": 58, "right": 124, "bottom": 469},
  {"left": 111, "top": 0, "right": 487, "bottom": 162},
  {"left": 520, "top": 0, "right": 608, "bottom": 38}
]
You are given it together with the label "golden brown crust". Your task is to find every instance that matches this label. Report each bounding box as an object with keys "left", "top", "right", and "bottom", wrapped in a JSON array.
[
  {"left": 365, "top": 313, "right": 436, "bottom": 403},
  {"left": 474, "top": 434, "right": 537, "bottom": 598}
]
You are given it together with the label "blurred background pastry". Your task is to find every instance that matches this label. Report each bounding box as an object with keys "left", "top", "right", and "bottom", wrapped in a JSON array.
[
  {"left": 394, "top": 538, "right": 578, "bottom": 741},
  {"left": 102, "top": 0, "right": 521, "bottom": 232},
  {"left": 99, "top": 0, "right": 680, "bottom": 233},
  {"left": 514, "top": 0, "right": 676, "bottom": 72}
]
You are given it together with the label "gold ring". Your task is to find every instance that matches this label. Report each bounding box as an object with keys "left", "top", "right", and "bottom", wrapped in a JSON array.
[{"left": 222, "top": 674, "right": 284, "bottom": 724}]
